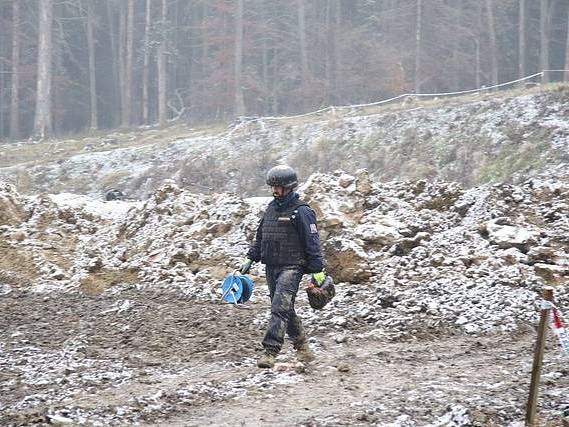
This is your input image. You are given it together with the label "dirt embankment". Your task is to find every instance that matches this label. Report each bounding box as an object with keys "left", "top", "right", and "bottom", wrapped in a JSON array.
[
  {"left": 1, "top": 86, "right": 569, "bottom": 198},
  {"left": 1, "top": 167, "right": 569, "bottom": 425}
]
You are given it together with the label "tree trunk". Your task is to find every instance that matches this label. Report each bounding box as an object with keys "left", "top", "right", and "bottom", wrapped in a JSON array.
[
  {"left": 106, "top": 0, "right": 119, "bottom": 128},
  {"left": 452, "top": 0, "right": 463, "bottom": 90},
  {"left": 475, "top": 3, "right": 483, "bottom": 88},
  {"left": 234, "top": 0, "right": 245, "bottom": 117},
  {"left": 325, "top": 0, "right": 338, "bottom": 104},
  {"left": 173, "top": 0, "right": 186, "bottom": 107},
  {"left": 540, "top": 0, "right": 549, "bottom": 82},
  {"left": 33, "top": 0, "right": 54, "bottom": 139},
  {"left": 51, "top": 9, "right": 64, "bottom": 136},
  {"left": 142, "top": 0, "right": 151, "bottom": 124},
  {"left": 158, "top": 0, "right": 168, "bottom": 126},
  {"left": 86, "top": 0, "right": 98, "bottom": 130},
  {"left": 271, "top": 49, "right": 279, "bottom": 115},
  {"left": 201, "top": 1, "right": 209, "bottom": 75},
  {"left": 0, "top": 42, "right": 4, "bottom": 138},
  {"left": 475, "top": 38, "right": 481, "bottom": 89},
  {"left": 297, "top": 0, "right": 309, "bottom": 86},
  {"left": 262, "top": 39, "right": 269, "bottom": 115},
  {"left": 10, "top": 0, "right": 21, "bottom": 139},
  {"left": 414, "top": 0, "right": 422, "bottom": 93},
  {"left": 565, "top": 4, "right": 569, "bottom": 81},
  {"left": 333, "top": 0, "right": 342, "bottom": 102},
  {"left": 118, "top": 1, "right": 126, "bottom": 126},
  {"left": 260, "top": 0, "right": 269, "bottom": 115},
  {"left": 122, "top": 0, "right": 134, "bottom": 127},
  {"left": 324, "top": 0, "right": 332, "bottom": 96},
  {"left": 184, "top": 1, "right": 194, "bottom": 121},
  {"left": 519, "top": 0, "right": 526, "bottom": 80},
  {"left": 198, "top": 1, "right": 208, "bottom": 119},
  {"left": 485, "top": 0, "right": 499, "bottom": 87}
]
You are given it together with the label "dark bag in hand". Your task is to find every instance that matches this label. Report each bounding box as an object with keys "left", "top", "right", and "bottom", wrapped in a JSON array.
[{"left": 306, "top": 275, "right": 335, "bottom": 309}]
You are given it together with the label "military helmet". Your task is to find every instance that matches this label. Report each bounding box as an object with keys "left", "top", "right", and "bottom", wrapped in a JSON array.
[{"left": 266, "top": 165, "right": 298, "bottom": 189}]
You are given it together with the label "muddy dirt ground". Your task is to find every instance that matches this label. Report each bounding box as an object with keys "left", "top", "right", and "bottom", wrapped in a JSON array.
[{"left": 1, "top": 286, "right": 568, "bottom": 427}]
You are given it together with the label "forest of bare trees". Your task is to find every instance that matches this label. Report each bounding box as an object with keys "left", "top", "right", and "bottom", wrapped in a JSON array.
[{"left": 0, "top": 0, "right": 569, "bottom": 141}]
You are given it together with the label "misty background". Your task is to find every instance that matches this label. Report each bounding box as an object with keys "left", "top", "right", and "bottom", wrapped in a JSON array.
[{"left": 0, "top": 0, "right": 568, "bottom": 141}]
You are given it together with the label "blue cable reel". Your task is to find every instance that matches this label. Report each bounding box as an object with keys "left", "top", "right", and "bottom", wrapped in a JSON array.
[{"left": 221, "top": 270, "right": 254, "bottom": 304}]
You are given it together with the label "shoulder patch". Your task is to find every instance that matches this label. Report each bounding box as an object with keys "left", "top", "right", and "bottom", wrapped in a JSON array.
[{"left": 310, "top": 223, "right": 318, "bottom": 233}]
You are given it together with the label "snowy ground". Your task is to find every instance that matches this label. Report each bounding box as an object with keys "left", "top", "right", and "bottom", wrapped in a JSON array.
[
  {"left": 1, "top": 287, "right": 568, "bottom": 426},
  {"left": 1, "top": 167, "right": 568, "bottom": 425},
  {"left": 1, "top": 86, "right": 568, "bottom": 198}
]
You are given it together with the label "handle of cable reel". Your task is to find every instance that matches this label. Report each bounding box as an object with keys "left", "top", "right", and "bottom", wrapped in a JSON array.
[
  {"left": 222, "top": 272, "right": 241, "bottom": 304},
  {"left": 220, "top": 273, "right": 239, "bottom": 300},
  {"left": 220, "top": 269, "right": 253, "bottom": 309}
]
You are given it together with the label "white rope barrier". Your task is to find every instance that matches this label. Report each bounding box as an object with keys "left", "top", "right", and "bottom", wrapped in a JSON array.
[
  {"left": 411, "top": 72, "right": 544, "bottom": 97},
  {"left": 230, "top": 70, "right": 569, "bottom": 128}
]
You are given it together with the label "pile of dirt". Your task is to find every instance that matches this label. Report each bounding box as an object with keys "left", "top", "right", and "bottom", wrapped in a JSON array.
[
  {"left": 0, "top": 182, "right": 24, "bottom": 226},
  {"left": 0, "top": 166, "right": 567, "bottom": 335},
  {"left": 1, "top": 167, "right": 569, "bottom": 425}
]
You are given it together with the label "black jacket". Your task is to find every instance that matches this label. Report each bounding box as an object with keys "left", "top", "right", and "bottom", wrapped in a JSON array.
[{"left": 247, "top": 191, "right": 324, "bottom": 273}]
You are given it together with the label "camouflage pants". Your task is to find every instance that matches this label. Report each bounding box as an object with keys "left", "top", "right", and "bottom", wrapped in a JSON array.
[{"left": 262, "top": 265, "right": 306, "bottom": 355}]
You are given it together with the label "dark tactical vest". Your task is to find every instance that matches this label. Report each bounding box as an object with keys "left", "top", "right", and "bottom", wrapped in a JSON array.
[{"left": 261, "top": 199, "right": 308, "bottom": 266}]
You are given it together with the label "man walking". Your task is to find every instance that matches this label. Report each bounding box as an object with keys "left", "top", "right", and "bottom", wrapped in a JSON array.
[{"left": 240, "top": 165, "right": 327, "bottom": 368}]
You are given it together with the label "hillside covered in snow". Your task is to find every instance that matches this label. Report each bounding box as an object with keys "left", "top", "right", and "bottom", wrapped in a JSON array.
[{"left": 0, "top": 86, "right": 568, "bottom": 200}]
